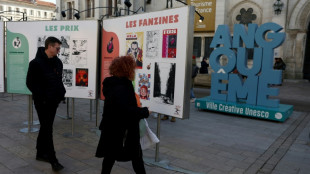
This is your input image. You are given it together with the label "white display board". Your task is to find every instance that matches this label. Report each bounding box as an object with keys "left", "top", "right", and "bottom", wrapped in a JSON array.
[
  {"left": 101, "top": 6, "right": 195, "bottom": 118},
  {"left": 0, "top": 22, "right": 4, "bottom": 93},
  {"left": 6, "top": 20, "right": 98, "bottom": 99}
]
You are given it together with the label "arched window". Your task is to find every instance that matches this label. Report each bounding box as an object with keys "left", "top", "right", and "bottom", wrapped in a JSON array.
[{"left": 236, "top": 8, "right": 257, "bottom": 26}]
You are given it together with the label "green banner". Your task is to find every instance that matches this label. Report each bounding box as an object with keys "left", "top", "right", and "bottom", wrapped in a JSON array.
[{"left": 6, "top": 30, "right": 31, "bottom": 94}]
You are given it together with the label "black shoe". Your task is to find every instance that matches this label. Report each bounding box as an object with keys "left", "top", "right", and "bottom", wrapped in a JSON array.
[
  {"left": 51, "top": 161, "right": 64, "bottom": 171},
  {"left": 36, "top": 154, "right": 50, "bottom": 163}
]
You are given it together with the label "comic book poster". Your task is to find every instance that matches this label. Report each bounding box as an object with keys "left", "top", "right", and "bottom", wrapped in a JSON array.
[
  {"left": 162, "top": 29, "right": 177, "bottom": 58},
  {"left": 146, "top": 30, "right": 160, "bottom": 58},
  {"left": 76, "top": 68, "right": 88, "bottom": 87},
  {"left": 126, "top": 32, "right": 144, "bottom": 69},
  {"left": 71, "top": 39, "right": 88, "bottom": 67},
  {"left": 63, "top": 69, "right": 73, "bottom": 88},
  {"left": 153, "top": 62, "right": 176, "bottom": 105},
  {"left": 137, "top": 73, "right": 151, "bottom": 100}
]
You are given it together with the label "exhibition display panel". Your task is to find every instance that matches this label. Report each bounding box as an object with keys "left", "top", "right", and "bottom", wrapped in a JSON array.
[
  {"left": 101, "top": 6, "right": 195, "bottom": 119},
  {"left": 6, "top": 20, "right": 99, "bottom": 99}
]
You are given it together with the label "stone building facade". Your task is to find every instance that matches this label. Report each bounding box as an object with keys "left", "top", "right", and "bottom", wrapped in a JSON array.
[
  {"left": 56, "top": 0, "right": 145, "bottom": 20},
  {"left": 55, "top": 0, "right": 310, "bottom": 80},
  {"left": 220, "top": 0, "right": 310, "bottom": 80},
  {"left": 0, "top": 0, "right": 56, "bottom": 21}
]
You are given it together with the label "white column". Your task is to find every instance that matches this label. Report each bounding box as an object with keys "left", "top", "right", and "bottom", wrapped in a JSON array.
[
  {"left": 56, "top": 0, "right": 62, "bottom": 20},
  {"left": 215, "top": 0, "right": 226, "bottom": 27},
  {"left": 201, "top": 37, "right": 205, "bottom": 61}
]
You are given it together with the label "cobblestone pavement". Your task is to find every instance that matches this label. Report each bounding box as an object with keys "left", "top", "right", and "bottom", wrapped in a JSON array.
[{"left": 0, "top": 80, "right": 310, "bottom": 174}]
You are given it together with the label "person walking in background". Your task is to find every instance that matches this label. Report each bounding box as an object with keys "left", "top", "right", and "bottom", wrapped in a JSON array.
[
  {"left": 96, "top": 56, "right": 150, "bottom": 174},
  {"left": 199, "top": 56, "right": 209, "bottom": 74},
  {"left": 273, "top": 57, "right": 286, "bottom": 84},
  {"left": 274, "top": 57, "right": 286, "bottom": 70},
  {"left": 26, "top": 37, "right": 66, "bottom": 171},
  {"left": 161, "top": 115, "right": 176, "bottom": 122},
  {"left": 191, "top": 55, "right": 199, "bottom": 103}
]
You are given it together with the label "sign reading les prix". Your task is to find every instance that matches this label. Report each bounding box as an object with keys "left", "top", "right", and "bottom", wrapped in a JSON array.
[{"left": 187, "top": 0, "right": 216, "bottom": 32}]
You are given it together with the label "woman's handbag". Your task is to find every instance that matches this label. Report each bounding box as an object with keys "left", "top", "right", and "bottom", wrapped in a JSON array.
[{"left": 139, "top": 119, "right": 160, "bottom": 150}]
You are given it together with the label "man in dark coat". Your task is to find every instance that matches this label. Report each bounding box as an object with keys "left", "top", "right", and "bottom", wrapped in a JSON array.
[
  {"left": 26, "top": 37, "right": 66, "bottom": 171},
  {"left": 96, "top": 56, "right": 149, "bottom": 174}
]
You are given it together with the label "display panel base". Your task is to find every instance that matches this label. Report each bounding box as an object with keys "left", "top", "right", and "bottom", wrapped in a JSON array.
[{"left": 195, "top": 96, "right": 293, "bottom": 122}]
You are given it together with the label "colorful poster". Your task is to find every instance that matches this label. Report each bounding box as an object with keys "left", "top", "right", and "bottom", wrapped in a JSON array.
[
  {"left": 162, "top": 29, "right": 177, "bottom": 58},
  {"left": 0, "top": 22, "right": 4, "bottom": 93},
  {"left": 101, "top": 6, "right": 195, "bottom": 118},
  {"left": 101, "top": 29, "right": 120, "bottom": 87},
  {"left": 76, "top": 68, "right": 88, "bottom": 87},
  {"left": 137, "top": 73, "right": 151, "bottom": 100},
  {"left": 126, "top": 32, "right": 144, "bottom": 69},
  {"left": 6, "top": 21, "right": 98, "bottom": 99}
]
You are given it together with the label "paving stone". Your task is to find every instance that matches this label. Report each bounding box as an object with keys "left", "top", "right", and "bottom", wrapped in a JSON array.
[
  {"left": 0, "top": 164, "right": 14, "bottom": 174},
  {"left": 208, "top": 169, "right": 229, "bottom": 174},
  {"left": 11, "top": 165, "right": 44, "bottom": 174},
  {"left": 172, "top": 158, "right": 212, "bottom": 173},
  {"left": 225, "top": 159, "right": 252, "bottom": 170},
  {"left": 3, "top": 157, "right": 28, "bottom": 170},
  {"left": 76, "top": 167, "right": 101, "bottom": 174},
  {"left": 229, "top": 167, "right": 245, "bottom": 174}
]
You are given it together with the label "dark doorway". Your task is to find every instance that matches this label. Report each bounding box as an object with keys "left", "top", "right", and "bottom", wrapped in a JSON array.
[
  {"left": 303, "top": 23, "right": 310, "bottom": 81},
  {"left": 193, "top": 37, "right": 201, "bottom": 58},
  {"left": 204, "top": 37, "right": 214, "bottom": 59}
]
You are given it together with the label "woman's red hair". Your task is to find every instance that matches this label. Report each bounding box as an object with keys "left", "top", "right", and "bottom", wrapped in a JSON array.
[{"left": 109, "top": 56, "right": 136, "bottom": 80}]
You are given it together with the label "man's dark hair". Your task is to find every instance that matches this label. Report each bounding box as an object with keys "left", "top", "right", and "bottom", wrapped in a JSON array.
[
  {"left": 131, "top": 41, "right": 138, "bottom": 47},
  {"left": 45, "top": 37, "right": 62, "bottom": 50}
]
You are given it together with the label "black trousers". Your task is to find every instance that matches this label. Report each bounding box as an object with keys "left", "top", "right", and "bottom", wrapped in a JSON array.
[
  {"left": 34, "top": 100, "right": 59, "bottom": 161},
  {"left": 101, "top": 155, "right": 146, "bottom": 174}
]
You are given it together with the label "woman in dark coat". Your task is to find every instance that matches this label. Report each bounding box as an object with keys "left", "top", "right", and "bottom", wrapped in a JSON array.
[
  {"left": 199, "top": 56, "right": 209, "bottom": 74},
  {"left": 96, "top": 56, "right": 150, "bottom": 174}
]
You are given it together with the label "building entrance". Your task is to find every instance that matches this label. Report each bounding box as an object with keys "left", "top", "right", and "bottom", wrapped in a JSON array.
[{"left": 303, "top": 23, "right": 310, "bottom": 81}]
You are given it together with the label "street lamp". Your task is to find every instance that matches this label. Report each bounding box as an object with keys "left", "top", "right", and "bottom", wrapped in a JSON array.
[
  {"left": 61, "top": 6, "right": 144, "bottom": 20},
  {"left": 0, "top": 15, "right": 12, "bottom": 21},
  {"left": 273, "top": 0, "right": 284, "bottom": 15},
  {"left": 124, "top": 0, "right": 132, "bottom": 8},
  {"left": 0, "top": 10, "right": 27, "bottom": 21},
  {"left": 71, "top": 7, "right": 118, "bottom": 20},
  {"left": 124, "top": 0, "right": 132, "bottom": 15},
  {"left": 61, "top": 8, "right": 80, "bottom": 18},
  {"left": 174, "top": 0, "right": 204, "bottom": 22}
]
